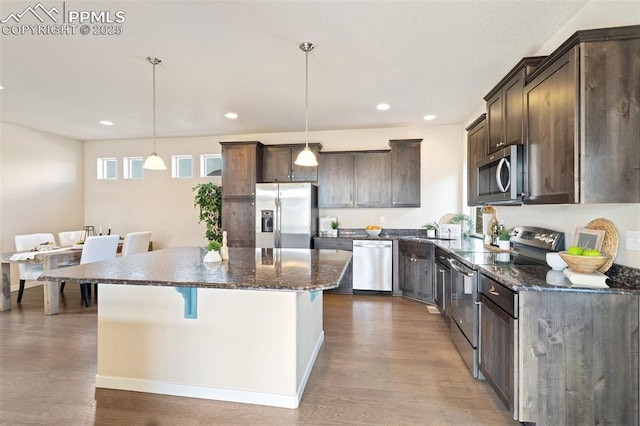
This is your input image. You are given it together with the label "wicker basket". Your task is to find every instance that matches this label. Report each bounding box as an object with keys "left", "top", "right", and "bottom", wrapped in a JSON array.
[{"left": 558, "top": 252, "right": 610, "bottom": 274}]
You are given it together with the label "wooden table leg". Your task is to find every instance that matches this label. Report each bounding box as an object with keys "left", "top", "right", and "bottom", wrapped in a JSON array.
[
  {"left": 1, "top": 263, "right": 11, "bottom": 311},
  {"left": 43, "top": 256, "right": 59, "bottom": 316}
]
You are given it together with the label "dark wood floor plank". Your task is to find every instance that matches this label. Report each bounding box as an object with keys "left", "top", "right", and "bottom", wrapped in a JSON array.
[{"left": 0, "top": 286, "right": 516, "bottom": 425}]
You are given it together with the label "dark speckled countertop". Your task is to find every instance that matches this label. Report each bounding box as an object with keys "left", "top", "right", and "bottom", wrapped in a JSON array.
[{"left": 38, "top": 247, "right": 351, "bottom": 292}]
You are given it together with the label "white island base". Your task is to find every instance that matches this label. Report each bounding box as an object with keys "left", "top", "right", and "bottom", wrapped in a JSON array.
[{"left": 96, "top": 284, "right": 324, "bottom": 409}]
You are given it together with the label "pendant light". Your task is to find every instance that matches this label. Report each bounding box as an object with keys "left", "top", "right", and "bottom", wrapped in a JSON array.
[
  {"left": 143, "top": 56, "right": 167, "bottom": 170},
  {"left": 294, "top": 42, "right": 318, "bottom": 167}
]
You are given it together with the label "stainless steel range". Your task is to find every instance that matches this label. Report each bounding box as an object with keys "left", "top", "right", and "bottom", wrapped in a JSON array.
[{"left": 447, "top": 226, "right": 564, "bottom": 379}]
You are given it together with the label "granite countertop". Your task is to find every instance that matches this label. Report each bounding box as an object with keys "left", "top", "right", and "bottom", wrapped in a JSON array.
[{"left": 38, "top": 247, "right": 352, "bottom": 292}]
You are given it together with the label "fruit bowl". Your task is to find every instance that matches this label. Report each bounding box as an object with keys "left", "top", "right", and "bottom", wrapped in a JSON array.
[
  {"left": 558, "top": 251, "right": 610, "bottom": 274},
  {"left": 366, "top": 229, "right": 382, "bottom": 237}
]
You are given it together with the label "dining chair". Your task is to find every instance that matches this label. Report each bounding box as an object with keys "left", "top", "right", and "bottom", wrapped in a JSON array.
[
  {"left": 120, "top": 231, "right": 152, "bottom": 256},
  {"left": 58, "top": 230, "right": 84, "bottom": 246},
  {"left": 57, "top": 230, "right": 85, "bottom": 294},
  {"left": 79, "top": 235, "right": 119, "bottom": 307},
  {"left": 14, "top": 233, "right": 57, "bottom": 303}
]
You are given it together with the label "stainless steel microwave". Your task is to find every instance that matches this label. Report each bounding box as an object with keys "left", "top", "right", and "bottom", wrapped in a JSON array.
[{"left": 476, "top": 145, "right": 523, "bottom": 204}]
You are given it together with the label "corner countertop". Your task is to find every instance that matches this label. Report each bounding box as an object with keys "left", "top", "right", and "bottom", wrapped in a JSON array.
[{"left": 38, "top": 247, "right": 351, "bottom": 292}]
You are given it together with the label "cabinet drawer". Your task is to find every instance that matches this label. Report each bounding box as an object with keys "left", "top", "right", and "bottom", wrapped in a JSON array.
[
  {"left": 398, "top": 240, "right": 429, "bottom": 258},
  {"left": 314, "top": 238, "right": 353, "bottom": 251},
  {"left": 479, "top": 274, "right": 517, "bottom": 318}
]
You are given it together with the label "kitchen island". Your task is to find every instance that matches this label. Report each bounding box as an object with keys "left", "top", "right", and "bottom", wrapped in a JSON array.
[{"left": 39, "top": 247, "right": 351, "bottom": 409}]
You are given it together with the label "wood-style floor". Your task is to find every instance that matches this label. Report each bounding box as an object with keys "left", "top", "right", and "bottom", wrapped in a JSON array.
[{"left": 0, "top": 285, "right": 517, "bottom": 425}]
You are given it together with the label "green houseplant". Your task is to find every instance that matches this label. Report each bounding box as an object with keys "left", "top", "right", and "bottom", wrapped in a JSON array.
[
  {"left": 330, "top": 220, "right": 339, "bottom": 237},
  {"left": 193, "top": 182, "right": 223, "bottom": 246},
  {"left": 423, "top": 222, "right": 438, "bottom": 238}
]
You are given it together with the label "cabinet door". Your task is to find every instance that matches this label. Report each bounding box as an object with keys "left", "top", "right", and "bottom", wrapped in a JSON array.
[
  {"left": 525, "top": 49, "right": 577, "bottom": 204},
  {"left": 291, "top": 145, "right": 319, "bottom": 182},
  {"left": 399, "top": 253, "right": 417, "bottom": 297},
  {"left": 221, "top": 198, "right": 255, "bottom": 248},
  {"left": 503, "top": 75, "right": 525, "bottom": 147},
  {"left": 222, "top": 144, "right": 260, "bottom": 197},
  {"left": 486, "top": 93, "right": 503, "bottom": 154},
  {"left": 479, "top": 296, "right": 515, "bottom": 414},
  {"left": 318, "top": 154, "right": 354, "bottom": 208},
  {"left": 416, "top": 258, "right": 434, "bottom": 303},
  {"left": 262, "top": 146, "right": 292, "bottom": 182},
  {"left": 466, "top": 115, "right": 486, "bottom": 206},
  {"left": 390, "top": 140, "right": 421, "bottom": 207},
  {"left": 354, "top": 153, "right": 391, "bottom": 207}
]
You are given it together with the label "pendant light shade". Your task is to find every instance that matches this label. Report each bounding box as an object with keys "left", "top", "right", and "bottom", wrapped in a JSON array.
[
  {"left": 294, "top": 42, "right": 318, "bottom": 167},
  {"left": 143, "top": 56, "right": 167, "bottom": 170}
]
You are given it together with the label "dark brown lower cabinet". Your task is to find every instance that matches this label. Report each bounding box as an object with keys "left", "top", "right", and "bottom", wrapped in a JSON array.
[
  {"left": 221, "top": 197, "right": 255, "bottom": 248},
  {"left": 479, "top": 273, "right": 639, "bottom": 424},
  {"left": 398, "top": 240, "right": 434, "bottom": 303},
  {"left": 479, "top": 293, "right": 515, "bottom": 414}
]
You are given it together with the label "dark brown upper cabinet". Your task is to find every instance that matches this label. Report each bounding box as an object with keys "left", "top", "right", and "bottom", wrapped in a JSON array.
[
  {"left": 524, "top": 25, "right": 640, "bottom": 204},
  {"left": 318, "top": 139, "right": 420, "bottom": 208},
  {"left": 220, "top": 141, "right": 263, "bottom": 197},
  {"left": 390, "top": 139, "right": 422, "bottom": 207},
  {"left": 466, "top": 115, "right": 486, "bottom": 206},
  {"left": 484, "top": 57, "right": 545, "bottom": 155},
  {"left": 262, "top": 144, "right": 321, "bottom": 183}
]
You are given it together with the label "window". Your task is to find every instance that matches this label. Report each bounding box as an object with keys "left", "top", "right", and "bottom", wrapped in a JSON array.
[
  {"left": 124, "top": 157, "right": 144, "bottom": 179},
  {"left": 97, "top": 158, "right": 117, "bottom": 180},
  {"left": 200, "top": 154, "right": 222, "bottom": 177},
  {"left": 172, "top": 155, "right": 193, "bottom": 178}
]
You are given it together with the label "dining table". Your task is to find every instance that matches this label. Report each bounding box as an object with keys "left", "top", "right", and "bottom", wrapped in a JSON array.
[{"left": 1, "top": 246, "right": 83, "bottom": 315}]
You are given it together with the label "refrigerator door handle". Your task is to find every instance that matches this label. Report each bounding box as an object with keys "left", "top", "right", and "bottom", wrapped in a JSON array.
[{"left": 274, "top": 194, "right": 281, "bottom": 248}]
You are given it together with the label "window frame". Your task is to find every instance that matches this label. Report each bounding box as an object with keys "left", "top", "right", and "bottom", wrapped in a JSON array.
[
  {"left": 123, "top": 156, "right": 145, "bottom": 180},
  {"left": 171, "top": 154, "right": 194, "bottom": 179},
  {"left": 200, "top": 154, "right": 222, "bottom": 178},
  {"left": 97, "top": 157, "right": 117, "bottom": 180}
]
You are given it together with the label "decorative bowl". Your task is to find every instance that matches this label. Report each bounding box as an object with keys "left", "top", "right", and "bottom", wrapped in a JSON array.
[
  {"left": 366, "top": 229, "right": 382, "bottom": 237},
  {"left": 558, "top": 252, "right": 609, "bottom": 274},
  {"left": 546, "top": 252, "right": 568, "bottom": 271}
]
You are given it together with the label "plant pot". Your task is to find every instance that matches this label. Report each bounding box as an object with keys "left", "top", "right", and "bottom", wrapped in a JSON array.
[
  {"left": 330, "top": 229, "right": 338, "bottom": 238},
  {"left": 498, "top": 240, "right": 510, "bottom": 251},
  {"left": 204, "top": 250, "right": 222, "bottom": 263},
  {"left": 426, "top": 229, "right": 436, "bottom": 238}
]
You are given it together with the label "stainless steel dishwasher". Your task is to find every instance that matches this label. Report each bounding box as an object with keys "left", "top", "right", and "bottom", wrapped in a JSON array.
[{"left": 352, "top": 240, "right": 392, "bottom": 291}]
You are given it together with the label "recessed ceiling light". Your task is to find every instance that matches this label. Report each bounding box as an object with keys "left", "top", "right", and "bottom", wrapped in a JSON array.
[
  {"left": 0, "top": 85, "right": 4, "bottom": 90},
  {"left": 423, "top": 114, "right": 437, "bottom": 121},
  {"left": 225, "top": 112, "right": 238, "bottom": 119},
  {"left": 376, "top": 103, "right": 390, "bottom": 111},
  {"left": 99, "top": 120, "right": 114, "bottom": 126}
]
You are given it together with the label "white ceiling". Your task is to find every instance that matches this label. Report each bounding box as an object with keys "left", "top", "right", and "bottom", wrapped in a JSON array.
[{"left": 0, "top": 0, "right": 594, "bottom": 141}]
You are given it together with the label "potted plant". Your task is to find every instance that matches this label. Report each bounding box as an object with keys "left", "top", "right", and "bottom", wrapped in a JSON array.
[
  {"left": 498, "top": 227, "right": 511, "bottom": 251},
  {"left": 204, "top": 240, "right": 222, "bottom": 263},
  {"left": 193, "top": 182, "right": 223, "bottom": 254},
  {"left": 423, "top": 222, "right": 438, "bottom": 238},
  {"left": 330, "top": 220, "right": 339, "bottom": 237}
]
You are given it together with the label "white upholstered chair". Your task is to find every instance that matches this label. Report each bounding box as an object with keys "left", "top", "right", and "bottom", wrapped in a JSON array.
[
  {"left": 58, "top": 230, "right": 84, "bottom": 246},
  {"left": 120, "top": 231, "right": 152, "bottom": 256},
  {"left": 14, "top": 233, "right": 56, "bottom": 303},
  {"left": 57, "top": 230, "right": 85, "bottom": 293},
  {"left": 78, "top": 235, "right": 119, "bottom": 307}
]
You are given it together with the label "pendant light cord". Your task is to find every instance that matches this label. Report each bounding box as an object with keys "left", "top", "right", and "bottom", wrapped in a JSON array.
[
  {"left": 152, "top": 60, "right": 157, "bottom": 152},
  {"left": 305, "top": 48, "right": 309, "bottom": 147}
]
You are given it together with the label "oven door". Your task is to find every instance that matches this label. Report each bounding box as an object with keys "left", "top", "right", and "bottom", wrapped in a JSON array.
[
  {"left": 448, "top": 258, "right": 481, "bottom": 378},
  {"left": 476, "top": 145, "right": 523, "bottom": 204}
]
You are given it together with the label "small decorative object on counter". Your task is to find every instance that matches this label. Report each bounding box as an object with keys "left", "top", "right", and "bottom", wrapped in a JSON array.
[
  {"left": 497, "top": 226, "right": 511, "bottom": 251},
  {"left": 450, "top": 214, "right": 474, "bottom": 238},
  {"left": 422, "top": 222, "right": 438, "bottom": 238},
  {"left": 220, "top": 231, "right": 229, "bottom": 260},
  {"left": 204, "top": 240, "right": 222, "bottom": 263},
  {"left": 330, "top": 220, "right": 339, "bottom": 238}
]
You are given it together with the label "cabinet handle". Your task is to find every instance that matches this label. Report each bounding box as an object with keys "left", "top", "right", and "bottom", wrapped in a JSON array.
[{"left": 489, "top": 285, "right": 499, "bottom": 296}]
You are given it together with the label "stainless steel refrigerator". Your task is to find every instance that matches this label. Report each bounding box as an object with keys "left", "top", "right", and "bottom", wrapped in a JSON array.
[{"left": 255, "top": 182, "right": 318, "bottom": 248}]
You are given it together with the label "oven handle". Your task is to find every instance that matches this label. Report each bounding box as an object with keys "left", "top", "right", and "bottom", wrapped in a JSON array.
[
  {"left": 447, "top": 258, "right": 474, "bottom": 277},
  {"left": 495, "top": 157, "right": 511, "bottom": 193}
]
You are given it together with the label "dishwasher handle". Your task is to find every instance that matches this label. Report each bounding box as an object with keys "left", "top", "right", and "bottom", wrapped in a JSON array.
[{"left": 353, "top": 240, "right": 392, "bottom": 248}]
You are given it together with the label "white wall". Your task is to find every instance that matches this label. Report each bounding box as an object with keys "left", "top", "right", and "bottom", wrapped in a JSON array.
[
  {"left": 0, "top": 122, "right": 85, "bottom": 287},
  {"left": 83, "top": 124, "right": 463, "bottom": 249}
]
